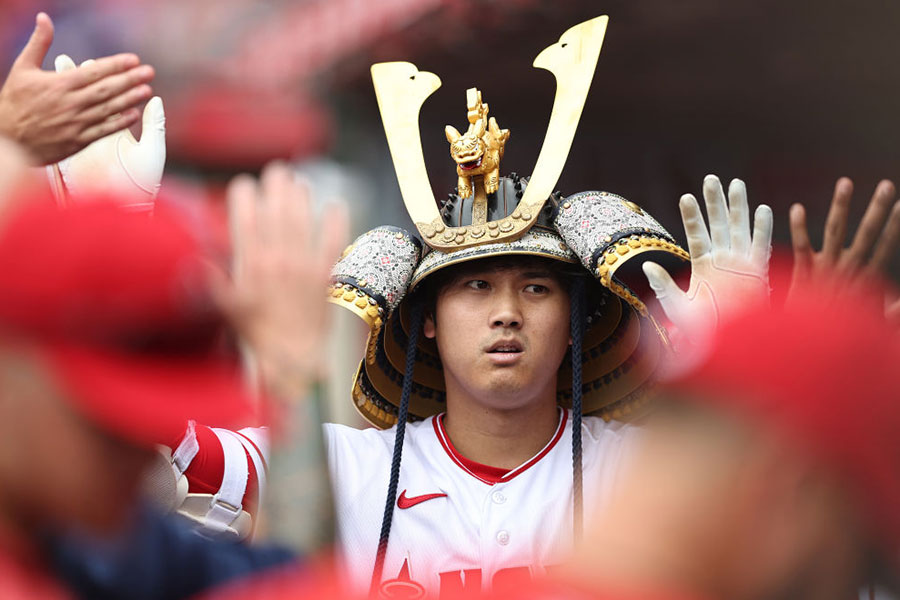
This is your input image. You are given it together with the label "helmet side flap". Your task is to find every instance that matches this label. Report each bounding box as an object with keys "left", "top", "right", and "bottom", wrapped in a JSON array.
[
  {"left": 329, "top": 226, "right": 422, "bottom": 324},
  {"left": 555, "top": 191, "right": 689, "bottom": 316}
]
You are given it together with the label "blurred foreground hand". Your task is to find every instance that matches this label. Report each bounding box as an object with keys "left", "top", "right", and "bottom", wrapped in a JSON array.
[
  {"left": 0, "top": 13, "right": 155, "bottom": 165},
  {"left": 214, "top": 161, "right": 349, "bottom": 401},
  {"left": 49, "top": 54, "right": 165, "bottom": 211},
  {"left": 212, "top": 161, "right": 348, "bottom": 555}
]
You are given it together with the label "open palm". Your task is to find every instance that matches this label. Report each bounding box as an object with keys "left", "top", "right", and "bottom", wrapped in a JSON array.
[{"left": 643, "top": 175, "right": 773, "bottom": 343}]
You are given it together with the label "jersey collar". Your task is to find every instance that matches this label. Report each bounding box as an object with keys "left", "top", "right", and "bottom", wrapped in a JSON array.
[{"left": 432, "top": 408, "right": 568, "bottom": 485}]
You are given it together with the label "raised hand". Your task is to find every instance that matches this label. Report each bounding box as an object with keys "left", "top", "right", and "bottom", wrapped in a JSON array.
[
  {"left": 50, "top": 55, "right": 166, "bottom": 211},
  {"left": 788, "top": 178, "right": 899, "bottom": 300},
  {"left": 214, "top": 162, "right": 349, "bottom": 400},
  {"left": 642, "top": 175, "right": 773, "bottom": 342},
  {"left": 0, "top": 13, "right": 155, "bottom": 165},
  {"left": 214, "top": 162, "right": 348, "bottom": 554}
]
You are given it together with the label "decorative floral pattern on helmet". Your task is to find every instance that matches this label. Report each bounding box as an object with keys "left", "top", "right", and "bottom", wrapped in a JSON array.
[
  {"left": 329, "top": 226, "right": 422, "bottom": 319},
  {"left": 555, "top": 191, "right": 690, "bottom": 315}
]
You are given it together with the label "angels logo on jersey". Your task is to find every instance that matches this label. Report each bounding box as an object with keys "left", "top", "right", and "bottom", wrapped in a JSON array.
[{"left": 379, "top": 558, "right": 425, "bottom": 599}]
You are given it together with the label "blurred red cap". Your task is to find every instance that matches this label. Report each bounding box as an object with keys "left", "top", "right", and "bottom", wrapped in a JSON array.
[
  {"left": 665, "top": 276, "right": 900, "bottom": 560},
  {"left": 0, "top": 195, "right": 252, "bottom": 446}
]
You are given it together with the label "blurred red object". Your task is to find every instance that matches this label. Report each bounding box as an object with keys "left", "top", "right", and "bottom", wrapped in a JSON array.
[
  {"left": 665, "top": 275, "right": 900, "bottom": 565},
  {"left": 0, "top": 552, "right": 71, "bottom": 599},
  {"left": 0, "top": 196, "right": 254, "bottom": 446},
  {"left": 198, "top": 559, "right": 708, "bottom": 600},
  {"left": 166, "top": 86, "right": 332, "bottom": 169}
]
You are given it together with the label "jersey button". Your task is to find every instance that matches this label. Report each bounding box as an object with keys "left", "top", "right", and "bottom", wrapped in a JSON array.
[
  {"left": 491, "top": 491, "right": 506, "bottom": 504},
  {"left": 496, "top": 530, "right": 510, "bottom": 546}
]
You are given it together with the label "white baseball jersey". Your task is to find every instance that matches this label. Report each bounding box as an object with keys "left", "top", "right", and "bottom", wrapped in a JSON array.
[{"left": 324, "top": 409, "right": 639, "bottom": 598}]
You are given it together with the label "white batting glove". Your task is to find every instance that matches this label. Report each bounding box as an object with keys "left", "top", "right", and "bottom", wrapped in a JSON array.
[
  {"left": 642, "top": 175, "right": 773, "bottom": 344},
  {"left": 48, "top": 54, "right": 166, "bottom": 212}
]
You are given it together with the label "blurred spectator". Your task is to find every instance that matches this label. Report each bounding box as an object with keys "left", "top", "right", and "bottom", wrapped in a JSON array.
[
  {"left": 37, "top": 162, "right": 347, "bottom": 599},
  {"left": 543, "top": 276, "right": 900, "bottom": 600},
  {"left": 0, "top": 193, "right": 282, "bottom": 598}
]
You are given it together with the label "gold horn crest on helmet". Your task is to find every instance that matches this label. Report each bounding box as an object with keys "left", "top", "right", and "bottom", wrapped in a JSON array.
[
  {"left": 444, "top": 88, "right": 510, "bottom": 232},
  {"left": 371, "top": 15, "right": 609, "bottom": 252}
]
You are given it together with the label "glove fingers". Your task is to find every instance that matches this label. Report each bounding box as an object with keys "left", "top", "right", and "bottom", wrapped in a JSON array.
[
  {"left": 749, "top": 204, "right": 774, "bottom": 268},
  {"left": 119, "top": 97, "right": 166, "bottom": 197},
  {"left": 137, "top": 96, "right": 166, "bottom": 147},
  {"left": 702, "top": 174, "right": 731, "bottom": 252},
  {"left": 679, "top": 193, "right": 712, "bottom": 259},
  {"left": 642, "top": 261, "right": 690, "bottom": 326},
  {"left": 54, "top": 53, "right": 77, "bottom": 73},
  {"left": 105, "top": 94, "right": 161, "bottom": 148},
  {"left": 728, "top": 178, "right": 751, "bottom": 256}
]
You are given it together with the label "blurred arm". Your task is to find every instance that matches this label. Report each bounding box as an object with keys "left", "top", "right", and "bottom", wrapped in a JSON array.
[{"left": 262, "top": 385, "right": 336, "bottom": 554}]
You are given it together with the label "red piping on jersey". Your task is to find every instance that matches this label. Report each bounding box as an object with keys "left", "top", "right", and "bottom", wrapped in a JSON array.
[{"left": 433, "top": 408, "right": 568, "bottom": 485}]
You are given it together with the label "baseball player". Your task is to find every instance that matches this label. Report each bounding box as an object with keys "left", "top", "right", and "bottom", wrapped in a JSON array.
[
  {"left": 0, "top": 193, "right": 268, "bottom": 598},
  {"left": 312, "top": 16, "right": 774, "bottom": 598}
]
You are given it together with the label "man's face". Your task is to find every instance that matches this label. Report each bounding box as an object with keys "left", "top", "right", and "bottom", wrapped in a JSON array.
[{"left": 423, "top": 260, "right": 571, "bottom": 411}]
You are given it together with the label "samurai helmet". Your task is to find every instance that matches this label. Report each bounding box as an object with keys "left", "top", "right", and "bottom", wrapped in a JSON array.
[{"left": 329, "top": 16, "right": 688, "bottom": 429}]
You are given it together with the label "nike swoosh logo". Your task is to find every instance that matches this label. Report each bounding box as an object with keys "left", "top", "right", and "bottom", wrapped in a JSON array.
[{"left": 397, "top": 489, "right": 447, "bottom": 509}]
